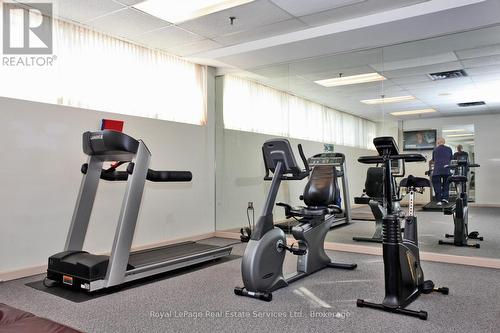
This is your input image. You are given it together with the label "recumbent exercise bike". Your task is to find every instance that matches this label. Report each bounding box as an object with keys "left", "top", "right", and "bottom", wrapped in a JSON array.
[{"left": 234, "top": 139, "right": 357, "bottom": 301}]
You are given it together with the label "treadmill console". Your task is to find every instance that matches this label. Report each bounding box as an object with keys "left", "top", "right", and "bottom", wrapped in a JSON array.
[
  {"left": 373, "top": 136, "right": 399, "bottom": 156},
  {"left": 308, "top": 153, "right": 345, "bottom": 167},
  {"left": 83, "top": 130, "right": 139, "bottom": 157}
]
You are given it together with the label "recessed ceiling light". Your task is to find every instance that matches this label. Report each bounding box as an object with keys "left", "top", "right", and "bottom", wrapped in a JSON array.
[
  {"left": 133, "top": 0, "right": 255, "bottom": 24},
  {"left": 442, "top": 129, "right": 466, "bottom": 133},
  {"left": 314, "top": 73, "right": 386, "bottom": 87},
  {"left": 438, "top": 92, "right": 452, "bottom": 96},
  {"left": 361, "top": 95, "right": 416, "bottom": 105},
  {"left": 390, "top": 109, "right": 436, "bottom": 116},
  {"left": 445, "top": 133, "right": 475, "bottom": 138}
]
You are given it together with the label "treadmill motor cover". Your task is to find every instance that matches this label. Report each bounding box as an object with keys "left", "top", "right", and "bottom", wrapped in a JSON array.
[{"left": 47, "top": 252, "right": 133, "bottom": 286}]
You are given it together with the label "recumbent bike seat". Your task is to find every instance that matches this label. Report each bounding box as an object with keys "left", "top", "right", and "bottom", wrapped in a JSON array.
[{"left": 277, "top": 164, "right": 342, "bottom": 220}]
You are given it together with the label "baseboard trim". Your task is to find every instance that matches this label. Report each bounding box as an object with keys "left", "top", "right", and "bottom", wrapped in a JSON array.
[
  {"left": 321, "top": 241, "right": 500, "bottom": 269},
  {"left": 0, "top": 232, "right": 217, "bottom": 282},
  {"left": 214, "top": 231, "right": 240, "bottom": 240},
  {"left": 469, "top": 203, "right": 500, "bottom": 208},
  {"left": 217, "top": 231, "right": 500, "bottom": 269},
  {"left": 0, "top": 265, "right": 48, "bottom": 282}
]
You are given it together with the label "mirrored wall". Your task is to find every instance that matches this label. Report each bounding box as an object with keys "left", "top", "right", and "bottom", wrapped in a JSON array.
[{"left": 215, "top": 24, "right": 500, "bottom": 260}]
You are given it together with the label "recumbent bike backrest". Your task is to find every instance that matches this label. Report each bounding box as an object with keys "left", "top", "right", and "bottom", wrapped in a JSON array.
[
  {"left": 365, "top": 167, "right": 384, "bottom": 199},
  {"left": 302, "top": 165, "right": 340, "bottom": 208}
]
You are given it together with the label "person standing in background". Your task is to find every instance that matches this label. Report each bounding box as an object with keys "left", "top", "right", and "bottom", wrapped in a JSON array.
[
  {"left": 431, "top": 138, "right": 453, "bottom": 206},
  {"left": 453, "top": 144, "right": 469, "bottom": 161}
]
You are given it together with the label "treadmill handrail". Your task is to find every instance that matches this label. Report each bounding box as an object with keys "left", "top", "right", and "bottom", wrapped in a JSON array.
[{"left": 81, "top": 163, "right": 193, "bottom": 182}]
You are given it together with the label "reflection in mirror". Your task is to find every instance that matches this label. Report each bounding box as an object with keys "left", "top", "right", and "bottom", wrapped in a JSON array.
[
  {"left": 215, "top": 25, "right": 500, "bottom": 262},
  {"left": 442, "top": 125, "right": 476, "bottom": 202}
]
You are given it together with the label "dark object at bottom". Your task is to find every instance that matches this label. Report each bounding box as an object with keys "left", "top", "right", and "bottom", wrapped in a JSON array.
[{"left": 0, "top": 303, "right": 82, "bottom": 333}]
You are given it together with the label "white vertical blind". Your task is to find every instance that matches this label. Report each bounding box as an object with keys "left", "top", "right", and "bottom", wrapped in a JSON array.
[
  {"left": 223, "top": 75, "right": 377, "bottom": 149},
  {"left": 0, "top": 10, "right": 207, "bottom": 125}
]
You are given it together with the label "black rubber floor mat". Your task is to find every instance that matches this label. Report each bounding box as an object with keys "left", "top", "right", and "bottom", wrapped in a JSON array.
[{"left": 26, "top": 254, "right": 241, "bottom": 303}]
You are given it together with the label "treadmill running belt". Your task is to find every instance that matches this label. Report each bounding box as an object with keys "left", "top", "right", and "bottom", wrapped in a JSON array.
[{"left": 128, "top": 242, "right": 223, "bottom": 268}]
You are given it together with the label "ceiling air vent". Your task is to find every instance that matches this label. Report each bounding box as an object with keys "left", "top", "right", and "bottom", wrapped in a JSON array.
[
  {"left": 428, "top": 69, "right": 468, "bottom": 81},
  {"left": 457, "top": 101, "right": 486, "bottom": 107}
]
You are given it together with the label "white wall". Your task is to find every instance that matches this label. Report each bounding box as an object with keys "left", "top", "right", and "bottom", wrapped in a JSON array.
[
  {"left": 376, "top": 119, "right": 400, "bottom": 141},
  {"left": 0, "top": 96, "right": 215, "bottom": 273},
  {"left": 402, "top": 114, "right": 500, "bottom": 205}
]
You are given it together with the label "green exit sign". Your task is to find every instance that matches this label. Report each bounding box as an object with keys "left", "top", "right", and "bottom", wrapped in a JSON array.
[{"left": 324, "top": 144, "right": 334, "bottom": 152}]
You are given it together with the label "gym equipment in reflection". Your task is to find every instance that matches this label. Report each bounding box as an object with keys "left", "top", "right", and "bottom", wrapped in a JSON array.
[
  {"left": 356, "top": 137, "right": 448, "bottom": 320},
  {"left": 438, "top": 157, "right": 482, "bottom": 248},
  {"left": 352, "top": 156, "right": 404, "bottom": 243},
  {"left": 422, "top": 161, "right": 456, "bottom": 211},
  {"left": 46, "top": 130, "right": 232, "bottom": 292},
  {"left": 234, "top": 139, "right": 357, "bottom": 301}
]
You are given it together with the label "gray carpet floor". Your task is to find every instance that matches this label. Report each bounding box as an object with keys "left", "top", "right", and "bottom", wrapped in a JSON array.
[
  {"left": 0, "top": 238, "right": 499, "bottom": 333},
  {"left": 328, "top": 206, "right": 500, "bottom": 258}
]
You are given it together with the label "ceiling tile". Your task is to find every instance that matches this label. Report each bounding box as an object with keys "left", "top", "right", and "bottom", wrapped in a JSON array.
[
  {"left": 113, "top": 0, "right": 145, "bottom": 5},
  {"left": 50, "top": 0, "right": 125, "bottom": 22},
  {"left": 289, "top": 49, "right": 383, "bottom": 76},
  {"left": 389, "top": 75, "right": 431, "bottom": 86},
  {"left": 299, "top": 0, "right": 429, "bottom": 27},
  {"left": 133, "top": 26, "right": 204, "bottom": 50},
  {"left": 88, "top": 8, "right": 170, "bottom": 39},
  {"left": 466, "top": 64, "right": 500, "bottom": 76},
  {"left": 178, "top": 0, "right": 292, "bottom": 39},
  {"left": 213, "top": 18, "right": 307, "bottom": 46},
  {"left": 461, "top": 54, "right": 500, "bottom": 69},
  {"left": 456, "top": 43, "right": 500, "bottom": 60},
  {"left": 403, "top": 78, "right": 474, "bottom": 93},
  {"left": 269, "top": 0, "right": 366, "bottom": 17},
  {"left": 382, "top": 61, "right": 463, "bottom": 79},
  {"left": 167, "top": 39, "right": 223, "bottom": 57},
  {"left": 469, "top": 73, "right": 500, "bottom": 84},
  {"left": 370, "top": 52, "right": 458, "bottom": 72}
]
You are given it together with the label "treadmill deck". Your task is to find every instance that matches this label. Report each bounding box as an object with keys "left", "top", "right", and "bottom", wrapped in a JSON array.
[{"left": 128, "top": 242, "right": 226, "bottom": 268}]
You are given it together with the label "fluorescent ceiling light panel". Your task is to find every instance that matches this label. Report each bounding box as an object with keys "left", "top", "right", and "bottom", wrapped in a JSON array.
[
  {"left": 390, "top": 109, "right": 436, "bottom": 116},
  {"left": 361, "top": 95, "right": 416, "bottom": 105},
  {"left": 133, "top": 0, "right": 254, "bottom": 24},
  {"left": 445, "top": 133, "right": 475, "bottom": 138},
  {"left": 442, "top": 129, "right": 467, "bottom": 133},
  {"left": 314, "top": 73, "right": 386, "bottom": 87}
]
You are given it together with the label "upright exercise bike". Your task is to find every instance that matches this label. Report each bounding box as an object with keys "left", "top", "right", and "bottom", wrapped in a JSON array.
[
  {"left": 439, "top": 157, "right": 482, "bottom": 248},
  {"left": 234, "top": 139, "right": 357, "bottom": 301},
  {"left": 356, "top": 137, "right": 448, "bottom": 320}
]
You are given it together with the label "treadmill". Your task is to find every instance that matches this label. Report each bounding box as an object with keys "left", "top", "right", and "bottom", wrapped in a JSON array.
[
  {"left": 47, "top": 130, "right": 232, "bottom": 292},
  {"left": 422, "top": 163, "right": 456, "bottom": 211},
  {"left": 275, "top": 152, "right": 351, "bottom": 233}
]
